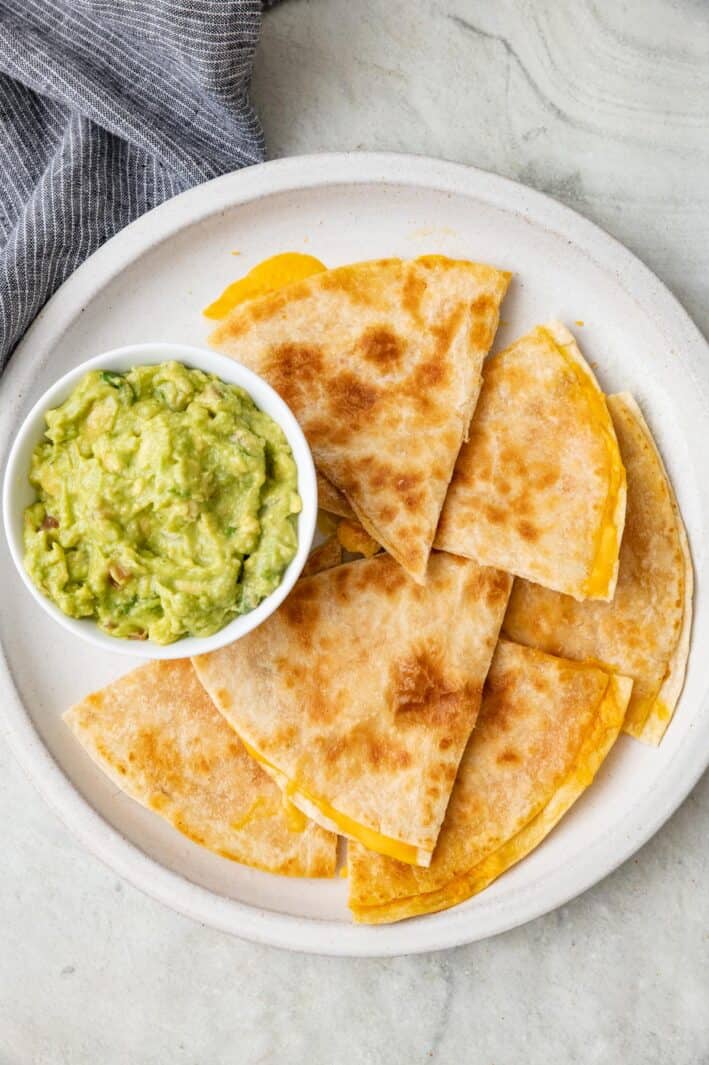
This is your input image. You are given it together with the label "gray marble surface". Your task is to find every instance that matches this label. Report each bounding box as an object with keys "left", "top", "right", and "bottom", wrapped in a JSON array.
[{"left": 1, "top": 2, "right": 708, "bottom": 1062}]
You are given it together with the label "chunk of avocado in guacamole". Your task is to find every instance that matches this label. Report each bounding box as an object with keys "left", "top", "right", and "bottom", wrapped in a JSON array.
[{"left": 23, "top": 361, "right": 301, "bottom": 644}]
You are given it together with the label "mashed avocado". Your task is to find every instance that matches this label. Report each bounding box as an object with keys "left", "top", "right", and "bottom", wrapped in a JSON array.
[{"left": 23, "top": 361, "right": 301, "bottom": 644}]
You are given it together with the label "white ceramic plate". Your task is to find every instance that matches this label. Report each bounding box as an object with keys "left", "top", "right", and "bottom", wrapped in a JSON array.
[{"left": 0, "top": 153, "right": 707, "bottom": 957}]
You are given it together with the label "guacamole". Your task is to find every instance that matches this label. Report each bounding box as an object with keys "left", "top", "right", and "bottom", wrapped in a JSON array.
[{"left": 23, "top": 362, "right": 301, "bottom": 644}]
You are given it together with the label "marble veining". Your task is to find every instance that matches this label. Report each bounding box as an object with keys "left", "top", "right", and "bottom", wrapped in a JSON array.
[{"left": 2, "top": 1, "right": 708, "bottom": 1062}]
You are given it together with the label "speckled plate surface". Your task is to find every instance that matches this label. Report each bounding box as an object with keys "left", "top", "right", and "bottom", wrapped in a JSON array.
[{"left": 1, "top": 153, "right": 707, "bottom": 956}]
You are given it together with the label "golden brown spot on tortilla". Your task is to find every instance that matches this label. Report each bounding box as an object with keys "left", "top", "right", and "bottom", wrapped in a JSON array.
[
  {"left": 351, "top": 557, "right": 407, "bottom": 600},
  {"left": 307, "top": 418, "right": 348, "bottom": 448},
  {"left": 395, "top": 472, "right": 425, "bottom": 510},
  {"left": 360, "top": 455, "right": 390, "bottom": 490},
  {"left": 500, "top": 446, "right": 527, "bottom": 476},
  {"left": 403, "top": 271, "right": 426, "bottom": 321},
  {"left": 249, "top": 291, "right": 289, "bottom": 320},
  {"left": 329, "top": 372, "right": 379, "bottom": 419},
  {"left": 534, "top": 467, "right": 560, "bottom": 490},
  {"left": 469, "top": 292, "right": 496, "bottom": 348},
  {"left": 517, "top": 519, "right": 539, "bottom": 542},
  {"left": 485, "top": 503, "right": 507, "bottom": 525},
  {"left": 497, "top": 748, "right": 520, "bottom": 765},
  {"left": 216, "top": 688, "right": 233, "bottom": 711},
  {"left": 281, "top": 589, "right": 321, "bottom": 637},
  {"left": 393, "top": 652, "right": 448, "bottom": 712},
  {"left": 439, "top": 736, "right": 453, "bottom": 751},
  {"left": 319, "top": 726, "right": 412, "bottom": 772},
  {"left": 129, "top": 727, "right": 211, "bottom": 796},
  {"left": 379, "top": 504, "right": 397, "bottom": 523},
  {"left": 273, "top": 724, "right": 298, "bottom": 748},
  {"left": 264, "top": 342, "right": 324, "bottom": 408},
  {"left": 318, "top": 266, "right": 379, "bottom": 305},
  {"left": 485, "top": 667, "right": 513, "bottom": 699},
  {"left": 369, "top": 737, "right": 412, "bottom": 770},
  {"left": 215, "top": 290, "right": 292, "bottom": 340},
  {"left": 332, "top": 564, "right": 354, "bottom": 601},
  {"left": 415, "top": 357, "right": 449, "bottom": 390},
  {"left": 429, "top": 307, "right": 465, "bottom": 364},
  {"left": 390, "top": 651, "right": 471, "bottom": 732},
  {"left": 357, "top": 326, "right": 403, "bottom": 369},
  {"left": 485, "top": 572, "right": 512, "bottom": 606}
]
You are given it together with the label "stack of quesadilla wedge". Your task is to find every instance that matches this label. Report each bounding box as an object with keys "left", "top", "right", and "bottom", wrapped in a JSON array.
[
  {"left": 210, "top": 255, "right": 511, "bottom": 583},
  {"left": 348, "top": 640, "right": 633, "bottom": 922},
  {"left": 504, "top": 393, "right": 692, "bottom": 745}
]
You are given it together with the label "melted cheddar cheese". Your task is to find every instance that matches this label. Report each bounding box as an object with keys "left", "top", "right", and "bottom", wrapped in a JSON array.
[
  {"left": 241, "top": 740, "right": 423, "bottom": 865},
  {"left": 352, "top": 673, "right": 632, "bottom": 922},
  {"left": 540, "top": 328, "right": 626, "bottom": 600},
  {"left": 203, "top": 252, "right": 327, "bottom": 319}
]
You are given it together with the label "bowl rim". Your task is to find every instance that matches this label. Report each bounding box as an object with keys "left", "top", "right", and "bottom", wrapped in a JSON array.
[{"left": 1, "top": 342, "right": 317, "bottom": 659}]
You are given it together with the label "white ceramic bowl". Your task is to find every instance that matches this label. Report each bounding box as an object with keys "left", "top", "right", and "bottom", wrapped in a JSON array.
[{"left": 2, "top": 342, "right": 317, "bottom": 659}]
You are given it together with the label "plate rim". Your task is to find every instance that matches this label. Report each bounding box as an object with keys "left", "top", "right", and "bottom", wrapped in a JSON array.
[{"left": 1, "top": 151, "right": 707, "bottom": 957}]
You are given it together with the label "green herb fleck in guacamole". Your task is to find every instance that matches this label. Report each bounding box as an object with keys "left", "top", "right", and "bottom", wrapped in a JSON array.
[{"left": 23, "top": 361, "right": 301, "bottom": 643}]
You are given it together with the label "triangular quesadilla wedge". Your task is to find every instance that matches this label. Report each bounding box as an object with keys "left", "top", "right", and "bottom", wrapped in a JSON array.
[
  {"left": 504, "top": 393, "right": 692, "bottom": 745},
  {"left": 435, "top": 321, "right": 627, "bottom": 600},
  {"left": 64, "top": 660, "right": 337, "bottom": 876},
  {"left": 209, "top": 255, "right": 511, "bottom": 583},
  {"left": 193, "top": 552, "right": 512, "bottom": 867},
  {"left": 348, "top": 640, "right": 632, "bottom": 923}
]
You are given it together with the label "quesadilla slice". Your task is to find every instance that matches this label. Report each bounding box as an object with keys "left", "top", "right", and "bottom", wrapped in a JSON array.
[
  {"left": 435, "top": 321, "right": 627, "bottom": 600},
  {"left": 210, "top": 256, "right": 511, "bottom": 583},
  {"left": 64, "top": 660, "right": 337, "bottom": 876},
  {"left": 193, "top": 552, "right": 512, "bottom": 867},
  {"left": 504, "top": 393, "right": 692, "bottom": 744},
  {"left": 348, "top": 640, "right": 632, "bottom": 923}
]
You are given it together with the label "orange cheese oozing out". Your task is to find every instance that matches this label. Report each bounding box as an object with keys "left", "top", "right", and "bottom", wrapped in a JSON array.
[
  {"left": 539, "top": 328, "right": 626, "bottom": 599},
  {"left": 240, "top": 739, "right": 422, "bottom": 864},
  {"left": 203, "top": 252, "right": 327, "bottom": 319}
]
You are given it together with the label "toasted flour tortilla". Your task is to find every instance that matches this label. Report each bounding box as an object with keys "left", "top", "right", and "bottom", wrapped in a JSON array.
[
  {"left": 302, "top": 536, "right": 342, "bottom": 577},
  {"left": 317, "top": 471, "right": 355, "bottom": 520},
  {"left": 64, "top": 660, "right": 337, "bottom": 877},
  {"left": 504, "top": 393, "right": 692, "bottom": 744},
  {"left": 210, "top": 256, "right": 510, "bottom": 582},
  {"left": 348, "top": 640, "right": 632, "bottom": 923},
  {"left": 435, "top": 322, "right": 627, "bottom": 600},
  {"left": 193, "top": 552, "right": 512, "bottom": 866}
]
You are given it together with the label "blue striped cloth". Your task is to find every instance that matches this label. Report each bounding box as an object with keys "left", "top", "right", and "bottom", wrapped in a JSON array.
[{"left": 0, "top": 0, "right": 272, "bottom": 371}]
